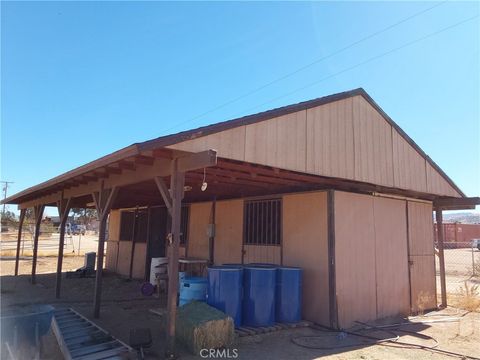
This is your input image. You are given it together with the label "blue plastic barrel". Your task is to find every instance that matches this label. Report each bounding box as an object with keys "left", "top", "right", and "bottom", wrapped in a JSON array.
[
  {"left": 207, "top": 266, "right": 243, "bottom": 327},
  {"left": 179, "top": 277, "right": 207, "bottom": 306},
  {"left": 276, "top": 267, "right": 303, "bottom": 323},
  {"left": 243, "top": 266, "right": 276, "bottom": 326}
]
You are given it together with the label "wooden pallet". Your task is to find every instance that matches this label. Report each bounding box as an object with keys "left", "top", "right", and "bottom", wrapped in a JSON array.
[
  {"left": 235, "top": 320, "right": 312, "bottom": 337},
  {"left": 52, "top": 308, "right": 135, "bottom": 360}
]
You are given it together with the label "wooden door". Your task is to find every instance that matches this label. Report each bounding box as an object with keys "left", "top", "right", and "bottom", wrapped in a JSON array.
[{"left": 407, "top": 201, "right": 437, "bottom": 313}]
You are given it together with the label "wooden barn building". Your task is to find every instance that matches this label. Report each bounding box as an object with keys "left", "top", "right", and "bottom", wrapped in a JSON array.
[{"left": 4, "top": 88, "right": 479, "bottom": 352}]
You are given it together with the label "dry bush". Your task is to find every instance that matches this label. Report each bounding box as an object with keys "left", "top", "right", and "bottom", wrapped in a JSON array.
[{"left": 455, "top": 282, "right": 480, "bottom": 312}]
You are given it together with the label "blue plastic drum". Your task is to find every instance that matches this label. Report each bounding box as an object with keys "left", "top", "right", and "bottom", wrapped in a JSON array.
[
  {"left": 242, "top": 266, "right": 276, "bottom": 326},
  {"left": 276, "top": 267, "right": 303, "bottom": 323},
  {"left": 179, "top": 277, "right": 207, "bottom": 306},
  {"left": 207, "top": 266, "right": 243, "bottom": 327}
]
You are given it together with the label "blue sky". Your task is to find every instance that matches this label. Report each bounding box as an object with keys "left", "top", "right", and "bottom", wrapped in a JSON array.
[{"left": 1, "top": 1, "right": 479, "bottom": 215}]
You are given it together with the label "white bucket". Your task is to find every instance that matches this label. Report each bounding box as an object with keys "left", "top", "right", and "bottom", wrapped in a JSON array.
[{"left": 150, "top": 257, "right": 169, "bottom": 285}]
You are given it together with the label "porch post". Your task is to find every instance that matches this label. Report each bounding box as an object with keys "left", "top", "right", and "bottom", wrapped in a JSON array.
[
  {"left": 436, "top": 208, "right": 447, "bottom": 308},
  {"left": 166, "top": 159, "right": 185, "bottom": 358},
  {"left": 31, "top": 204, "right": 45, "bottom": 284},
  {"left": 92, "top": 185, "right": 119, "bottom": 318},
  {"left": 14, "top": 209, "right": 26, "bottom": 276},
  {"left": 55, "top": 196, "right": 71, "bottom": 298}
]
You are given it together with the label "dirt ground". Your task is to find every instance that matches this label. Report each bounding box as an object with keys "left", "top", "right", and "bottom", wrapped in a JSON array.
[{"left": 1, "top": 257, "right": 480, "bottom": 359}]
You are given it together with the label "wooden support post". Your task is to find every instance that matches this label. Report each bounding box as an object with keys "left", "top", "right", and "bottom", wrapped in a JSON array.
[
  {"left": 436, "top": 208, "right": 447, "bottom": 308},
  {"left": 129, "top": 207, "right": 139, "bottom": 279},
  {"left": 14, "top": 209, "right": 26, "bottom": 276},
  {"left": 55, "top": 196, "right": 71, "bottom": 299},
  {"left": 92, "top": 185, "right": 119, "bottom": 318},
  {"left": 155, "top": 161, "right": 185, "bottom": 359},
  {"left": 31, "top": 204, "right": 45, "bottom": 284}
]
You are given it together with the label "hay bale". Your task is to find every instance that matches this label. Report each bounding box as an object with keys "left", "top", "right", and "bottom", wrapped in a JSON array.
[{"left": 176, "top": 301, "right": 235, "bottom": 354}]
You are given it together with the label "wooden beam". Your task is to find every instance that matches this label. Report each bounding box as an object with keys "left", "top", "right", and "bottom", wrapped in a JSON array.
[
  {"left": 154, "top": 176, "right": 172, "bottom": 213},
  {"left": 31, "top": 204, "right": 45, "bottom": 284},
  {"left": 165, "top": 159, "right": 185, "bottom": 358},
  {"left": 435, "top": 208, "right": 447, "bottom": 308},
  {"left": 327, "top": 190, "right": 338, "bottom": 329},
  {"left": 177, "top": 149, "right": 217, "bottom": 172},
  {"left": 129, "top": 207, "right": 139, "bottom": 279},
  {"left": 55, "top": 196, "right": 71, "bottom": 299},
  {"left": 135, "top": 155, "right": 154, "bottom": 166},
  {"left": 14, "top": 209, "right": 26, "bottom": 276},
  {"left": 92, "top": 185, "right": 119, "bottom": 318},
  {"left": 105, "top": 166, "right": 122, "bottom": 175},
  {"left": 118, "top": 160, "right": 136, "bottom": 171},
  {"left": 152, "top": 148, "right": 173, "bottom": 159},
  {"left": 433, "top": 197, "right": 480, "bottom": 208}
]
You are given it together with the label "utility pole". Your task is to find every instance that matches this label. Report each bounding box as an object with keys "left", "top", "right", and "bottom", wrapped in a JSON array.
[{"left": 1, "top": 181, "right": 14, "bottom": 215}]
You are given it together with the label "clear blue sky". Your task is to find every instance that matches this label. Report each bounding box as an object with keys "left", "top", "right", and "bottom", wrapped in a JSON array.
[{"left": 1, "top": 1, "right": 479, "bottom": 215}]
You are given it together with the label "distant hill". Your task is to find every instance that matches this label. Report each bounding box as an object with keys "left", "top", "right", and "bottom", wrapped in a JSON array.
[{"left": 443, "top": 212, "right": 480, "bottom": 224}]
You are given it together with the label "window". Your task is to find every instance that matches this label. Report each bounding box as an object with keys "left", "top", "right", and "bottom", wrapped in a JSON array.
[
  {"left": 244, "top": 198, "right": 281, "bottom": 245},
  {"left": 118, "top": 206, "right": 189, "bottom": 245},
  {"left": 119, "top": 209, "right": 148, "bottom": 242}
]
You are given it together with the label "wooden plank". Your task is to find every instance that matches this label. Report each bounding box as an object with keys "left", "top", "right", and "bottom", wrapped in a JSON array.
[
  {"left": 334, "top": 191, "right": 377, "bottom": 328},
  {"left": 373, "top": 197, "right": 410, "bottom": 319},
  {"left": 436, "top": 209, "right": 447, "bottom": 308},
  {"left": 187, "top": 202, "right": 212, "bottom": 259},
  {"left": 407, "top": 201, "right": 434, "bottom": 256},
  {"left": 165, "top": 159, "right": 185, "bottom": 357},
  {"left": 245, "top": 111, "right": 307, "bottom": 172},
  {"left": 213, "top": 199, "right": 244, "bottom": 265},
  {"left": 31, "top": 204, "right": 45, "bottom": 284},
  {"left": 14, "top": 209, "right": 26, "bottom": 276},
  {"left": 154, "top": 176, "right": 172, "bottom": 213},
  {"left": 177, "top": 149, "right": 217, "bottom": 172},
  {"left": 55, "top": 196, "right": 71, "bottom": 298},
  {"left": 352, "top": 96, "right": 394, "bottom": 187},
  {"left": 282, "top": 192, "right": 329, "bottom": 327},
  {"left": 167, "top": 126, "right": 246, "bottom": 161},
  {"left": 306, "top": 98, "right": 354, "bottom": 180},
  {"left": 93, "top": 186, "right": 119, "bottom": 318},
  {"left": 392, "top": 130, "right": 427, "bottom": 193}
]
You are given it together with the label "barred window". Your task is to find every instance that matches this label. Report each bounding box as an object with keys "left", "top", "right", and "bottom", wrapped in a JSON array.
[{"left": 244, "top": 198, "right": 281, "bottom": 245}]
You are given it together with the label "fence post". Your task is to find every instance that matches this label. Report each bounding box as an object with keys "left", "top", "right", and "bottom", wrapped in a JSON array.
[{"left": 472, "top": 245, "right": 476, "bottom": 277}]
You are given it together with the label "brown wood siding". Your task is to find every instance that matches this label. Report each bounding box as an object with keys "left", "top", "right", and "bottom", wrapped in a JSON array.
[
  {"left": 407, "top": 201, "right": 435, "bottom": 256},
  {"left": 306, "top": 98, "right": 355, "bottom": 179},
  {"left": 187, "top": 202, "right": 212, "bottom": 259},
  {"left": 245, "top": 111, "right": 307, "bottom": 172},
  {"left": 352, "top": 96, "right": 394, "bottom": 187},
  {"left": 165, "top": 95, "right": 459, "bottom": 197},
  {"left": 132, "top": 243, "right": 147, "bottom": 279},
  {"left": 116, "top": 241, "right": 132, "bottom": 276},
  {"left": 213, "top": 199, "right": 244, "bottom": 265},
  {"left": 168, "top": 126, "right": 246, "bottom": 161},
  {"left": 373, "top": 197, "right": 410, "bottom": 319},
  {"left": 335, "top": 191, "right": 377, "bottom": 327},
  {"left": 426, "top": 162, "right": 460, "bottom": 197},
  {"left": 106, "top": 241, "right": 118, "bottom": 272},
  {"left": 108, "top": 210, "right": 121, "bottom": 241},
  {"left": 283, "top": 192, "right": 329, "bottom": 326},
  {"left": 392, "top": 131, "right": 427, "bottom": 193}
]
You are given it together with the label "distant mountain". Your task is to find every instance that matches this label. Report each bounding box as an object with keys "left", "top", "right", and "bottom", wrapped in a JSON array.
[{"left": 443, "top": 212, "right": 480, "bottom": 224}]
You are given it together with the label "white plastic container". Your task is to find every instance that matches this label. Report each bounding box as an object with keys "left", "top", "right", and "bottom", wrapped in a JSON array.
[{"left": 150, "top": 257, "right": 168, "bottom": 285}]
